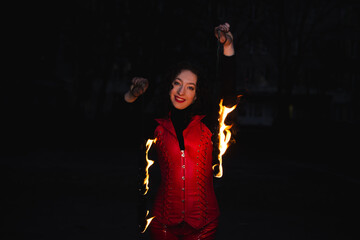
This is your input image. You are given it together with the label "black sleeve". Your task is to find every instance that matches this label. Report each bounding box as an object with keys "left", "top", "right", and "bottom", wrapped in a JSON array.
[{"left": 116, "top": 94, "right": 157, "bottom": 149}]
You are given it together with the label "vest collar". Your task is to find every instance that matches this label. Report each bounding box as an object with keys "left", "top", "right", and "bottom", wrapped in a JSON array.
[{"left": 156, "top": 115, "right": 205, "bottom": 137}]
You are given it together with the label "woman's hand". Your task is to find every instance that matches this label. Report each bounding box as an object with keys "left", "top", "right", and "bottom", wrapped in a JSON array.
[
  {"left": 124, "top": 77, "right": 149, "bottom": 103},
  {"left": 215, "top": 22, "right": 235, "bottom": 56}
]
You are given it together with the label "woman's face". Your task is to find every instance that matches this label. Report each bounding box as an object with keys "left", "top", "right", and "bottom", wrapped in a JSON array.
[{"left": 169, "top": 69, "right": 197, "bottom": 110}]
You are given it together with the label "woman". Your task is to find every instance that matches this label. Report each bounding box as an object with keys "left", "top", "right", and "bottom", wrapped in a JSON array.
[{"left": 125, "top": 23, "right": 236, "bottom": 240}]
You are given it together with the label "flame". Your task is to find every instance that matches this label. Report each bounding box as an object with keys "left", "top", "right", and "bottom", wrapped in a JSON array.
[
  {"left": 213, "top": 96, "right": 242, "bottom": 178},
  {"left": 144, "top": 138, "right": 156, "bottom": 195},
  {"left": 140, "top": 139, "right": 156, "bottom": 234},
  {"left": 141, "top": 210, "right": 155, "bottom": 233}
]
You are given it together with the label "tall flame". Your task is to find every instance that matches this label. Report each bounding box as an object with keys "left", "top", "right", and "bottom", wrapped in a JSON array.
[
  {"left": 144, "top": 138, "right": 156, "bottom": 195},
  {"left": 141, "top": 210, "right": 155, "bottom": 233},
  {"left": 213, "top": 96, "right": 242, "bottom": 178},
  {"left": 141, "top": 139, "right": 156, "bottom": 234}
]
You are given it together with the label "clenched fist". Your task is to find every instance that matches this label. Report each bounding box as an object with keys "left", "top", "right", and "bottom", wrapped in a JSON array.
[{"left": 124, "top": 77, "right": 149, "bottom": 103}]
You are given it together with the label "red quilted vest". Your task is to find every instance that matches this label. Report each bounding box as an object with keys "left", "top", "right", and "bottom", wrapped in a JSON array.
[{"left": 152, "top": 115, "right": 220, "bottom": 229}]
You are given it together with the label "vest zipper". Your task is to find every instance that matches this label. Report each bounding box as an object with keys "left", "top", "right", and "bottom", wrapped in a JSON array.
[{"left": 180, "top": 150, "right": 185, "bottom": 220}]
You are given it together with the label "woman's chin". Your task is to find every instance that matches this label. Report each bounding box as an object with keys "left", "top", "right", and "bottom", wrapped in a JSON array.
[{"left": 172, "top": 102, "right": 189, "bottom": 110}]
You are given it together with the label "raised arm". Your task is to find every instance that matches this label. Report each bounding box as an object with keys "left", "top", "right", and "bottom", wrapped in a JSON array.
[
  {"left": 215, "top": 23, "right": 237, "bottom": 106},
  {"left": 215, "top": 22, "right": 235, "bottom": 57}
]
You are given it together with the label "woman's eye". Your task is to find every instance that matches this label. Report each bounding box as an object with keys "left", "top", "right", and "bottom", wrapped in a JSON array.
[
  {"left": 188, "top": 86, "right": 195, "bottom": 91},
  {"left": 173, "top": 81, "right": 180, "bottom": 86}
]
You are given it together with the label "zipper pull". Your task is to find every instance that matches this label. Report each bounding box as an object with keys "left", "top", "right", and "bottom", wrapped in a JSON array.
[{"left": 180, "top": 150, "right": 185, "bottom": 157}]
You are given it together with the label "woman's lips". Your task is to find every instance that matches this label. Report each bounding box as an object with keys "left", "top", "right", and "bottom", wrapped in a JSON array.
[{"left": 175, "top": 96, "right": 185, "bottom": 103}]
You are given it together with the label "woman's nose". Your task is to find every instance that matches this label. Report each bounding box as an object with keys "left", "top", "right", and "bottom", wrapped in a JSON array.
[{"left": 177, "top": 86, "right": 185, "bottom": 95}]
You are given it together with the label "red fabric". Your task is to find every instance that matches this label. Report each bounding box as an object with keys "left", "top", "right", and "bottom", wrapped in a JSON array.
[
  {"left": 150, "top": 219, "right": 218, "bottom": 240},
  {"left": 152, "top": 115, "right": 219, "bottom": 230}
]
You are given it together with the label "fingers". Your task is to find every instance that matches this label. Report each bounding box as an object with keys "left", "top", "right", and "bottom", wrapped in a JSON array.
[
  {"left": 132, "top": 77, "right": 148, "bottom": 86},
  {"left": 130, "top": 77, "right": 149, "bottom": 97},
  {"left": 215, "top": 22, "right": 232, "bottom": 43},
  {"left": 215, "top": 22, "right": 230, "bottom": 37},
  {"left": 216, "top": 22, "right": 230, "bottom": 33},
  {"left": 132, "top": 77, "right": 149, "bottom": 90}
]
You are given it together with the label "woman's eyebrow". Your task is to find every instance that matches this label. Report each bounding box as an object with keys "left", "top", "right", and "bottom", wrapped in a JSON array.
[{"left": 175, "top": 77, "right": 196, "bottom": 86}]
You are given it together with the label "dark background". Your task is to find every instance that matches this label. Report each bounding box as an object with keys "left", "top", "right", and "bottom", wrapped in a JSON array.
[{"left": 2, "top": 0, "right": 359, "bottom": 239}]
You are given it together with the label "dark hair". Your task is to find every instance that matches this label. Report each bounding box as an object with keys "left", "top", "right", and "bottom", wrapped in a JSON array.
[{"left": 154, "top": 60, "right": 211, "bottom": 118}]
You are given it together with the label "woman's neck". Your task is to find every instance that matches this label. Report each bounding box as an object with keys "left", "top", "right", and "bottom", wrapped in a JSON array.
[{"left": 171, "top": 106, "right": 192, "bottom": 124}]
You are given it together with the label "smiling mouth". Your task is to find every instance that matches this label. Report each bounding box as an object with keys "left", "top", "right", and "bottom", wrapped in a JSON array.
[{"left": 175, "top": 96, "right": 185, "bottom": 103}]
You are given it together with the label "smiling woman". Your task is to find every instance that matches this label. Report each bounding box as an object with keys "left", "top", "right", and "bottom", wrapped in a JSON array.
[
  {"left": 123, "top": 22, "right": 237, "bottom": 240},
  {"left": 170, "top": 70, "right": 198, "bottom": 110}
]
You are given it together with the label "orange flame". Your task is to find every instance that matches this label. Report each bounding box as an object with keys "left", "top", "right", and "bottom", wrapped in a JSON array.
[
  {"left": 213, "top": 96, "right": 241, "bottom": 178},
  {"left": 144, "top": 138, "right": 156, "bottom": 195},
  {"left": 141, "top": 210, "right": 155, "bottom": 233},
  {"left": 141, "top": 139, "right": 156, "bottom": 234}
]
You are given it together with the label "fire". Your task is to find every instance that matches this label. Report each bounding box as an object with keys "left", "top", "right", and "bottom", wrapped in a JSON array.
[
  {"left": 213, "top": 96, "right": 242, "bottom": 178},
  {"left": 141, "top": 139, "right": 156, "bottom": 233},
  {"left": 141, "top": 210, "right": 155, "bottom": 233},
  {"left": 144, "top": 138, "right": 156, "bottom": 195}
]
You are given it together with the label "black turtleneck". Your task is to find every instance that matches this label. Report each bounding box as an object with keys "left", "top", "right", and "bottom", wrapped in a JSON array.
[{"left": 170, "top": 106, "right": 192, "bottom": 150}]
